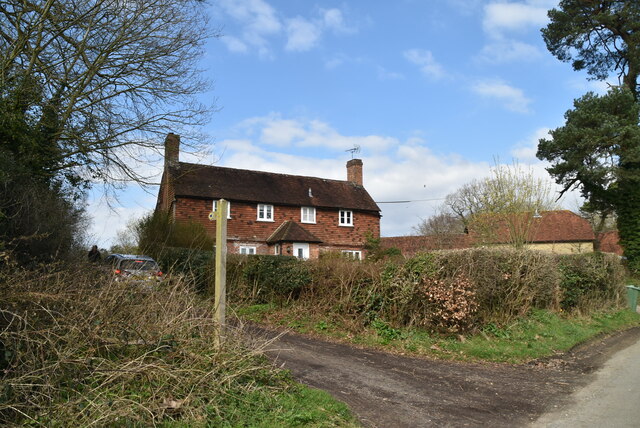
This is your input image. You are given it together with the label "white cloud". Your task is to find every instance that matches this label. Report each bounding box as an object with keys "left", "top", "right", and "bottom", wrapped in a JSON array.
[
  {"left": 234, "top": 114, "right": 397, "bottom": 151},
  {"left": 217, "top": 1, "right": 355, "bottom": 55},
  {"left": 477, "top": 1, "right": 556, "bottom": 64},
  {"left": 471, "top": 79, "right": 532, "bottom": 113},
  {"left": 285, "top": 8, "right": 357, "bottom": 52},
  {"left": 568, "top": 77, "right": 618, "bottom": 96},
  {"left": 285, "top": 17, "right": 322, "bottom": 51},
  {"left": 217, "top": 0, "right": 282, "bottom": 57},
  {"left": 377, "top": 66, "right": 405, "bottom": 81},
  {"left": 87, "top": 191, "right": 156, "bottom": 249},
  {"left": 325, "top": 54, "right": 346, "bottom": 70},
  {"left": 261, "top": 118, "right": 307, "bottom": 146},
  {"left": 404, "top": 49, "right": 446, "bottom": 80},
  {"left": 483, "top": 2, "right": 549, "bottom": 39},
  {"left": 324, "top": 53, "right": 366, "bottom": 70},
  {"left": 221, "top": 35, "right": 249, "bottom": 53},
  {"left": 477, "top": 40, "right": 542, "bottom": 63},
  {"left": 322, "top": 8, "right": 354, "bottom": 34},
  {"left": 510, "top": 127, "right": 551, "bottom": 161}
]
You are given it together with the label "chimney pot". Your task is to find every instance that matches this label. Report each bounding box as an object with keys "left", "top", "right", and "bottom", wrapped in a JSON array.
[{"left": 347, "top": 158, "right": 363, "bottom": 186}]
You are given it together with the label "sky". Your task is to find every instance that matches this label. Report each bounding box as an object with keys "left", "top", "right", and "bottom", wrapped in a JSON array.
[{"left": 88, "top": 0, "right": 615, "bottom": 249}]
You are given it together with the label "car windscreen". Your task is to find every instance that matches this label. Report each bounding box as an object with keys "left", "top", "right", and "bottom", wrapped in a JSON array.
[{"left": 120, "top": 260, "right": 159, "bottom": 271}]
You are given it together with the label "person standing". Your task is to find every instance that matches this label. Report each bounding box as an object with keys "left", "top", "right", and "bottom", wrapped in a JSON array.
[{"left": 88, "top": 245, "right": 101, "bottom": 262}]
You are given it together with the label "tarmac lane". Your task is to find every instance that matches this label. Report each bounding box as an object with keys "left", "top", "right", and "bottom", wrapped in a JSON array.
[
  {"left": 532, "top": 335, "right": 640, "bottom": 428},
  {"left": 244, "top": 324, "right": 640, "bottom": 428}
]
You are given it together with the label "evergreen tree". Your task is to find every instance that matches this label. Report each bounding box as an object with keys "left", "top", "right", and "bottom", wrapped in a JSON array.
[
  {"left": 542, "top": 0, "right": 640, "bottom": 99},
  {"left": 539, "top": 1, "right": 640, "bottom": 269}
]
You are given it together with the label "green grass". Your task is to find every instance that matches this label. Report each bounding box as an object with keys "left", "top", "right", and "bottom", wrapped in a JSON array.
[
  {"left": 432, "top": 309, "right": 640, "bottom": 363},
  {"left": 234, "top": 304, "right": 640, "bottom": 364},
  {"left": 187, "top": 384, "right": 359, "bottom": 428}
]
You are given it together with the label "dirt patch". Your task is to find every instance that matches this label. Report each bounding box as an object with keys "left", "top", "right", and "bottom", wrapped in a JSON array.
[{"left": 245, "top": 326, "right": 640, "bottom": 427}]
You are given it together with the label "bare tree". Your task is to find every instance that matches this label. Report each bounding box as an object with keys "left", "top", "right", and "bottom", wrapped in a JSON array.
[
  {"left": 444, "top": 163, "right": 560, "bottom": 248},
  {"left": 0, "top": 0, "right": 217, "bottom": 189},
  {"left": 412, "top": 209, "right": 466, "bottom": 249},
  {"left": 413, "top": 211, "right": 465, "bottom": 236}
]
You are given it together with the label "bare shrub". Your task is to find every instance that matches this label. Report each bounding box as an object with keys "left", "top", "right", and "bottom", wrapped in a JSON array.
[
  {"left": 434, "top": 248, "right": 562, "bottom": 324},
  {"left": 0, "top": 264, "right": 288, "bottom": 425},
  {"left": 304, "top": 255, "right": 381, "bottom": 316},
  {"left": 421, "top": 273, "right": 478, "bottom": 332}
]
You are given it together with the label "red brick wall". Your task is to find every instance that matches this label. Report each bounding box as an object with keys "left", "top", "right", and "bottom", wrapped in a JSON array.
[
  {"left": 347, "top": 159, "right": 363, "bottom": 185},
  {"left": 174, "top": 198, "right": 380, "bottom": 255},
  {"left": 156, "top": 170, "right": 175, "bottom": 213}
]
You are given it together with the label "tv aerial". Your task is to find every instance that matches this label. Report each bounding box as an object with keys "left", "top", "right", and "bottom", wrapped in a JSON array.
[{"left": 346, "top": 144, "right": 361, "bottom": 159}]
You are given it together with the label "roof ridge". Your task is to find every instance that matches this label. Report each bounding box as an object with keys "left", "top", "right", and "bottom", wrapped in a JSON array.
[{"left": 176, "top": 161, "right": 352, "bottom": 185}]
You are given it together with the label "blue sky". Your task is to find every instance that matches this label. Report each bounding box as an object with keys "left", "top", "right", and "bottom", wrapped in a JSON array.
[{"left": 89, "top": 0, "right": 613, "bottom": 248}]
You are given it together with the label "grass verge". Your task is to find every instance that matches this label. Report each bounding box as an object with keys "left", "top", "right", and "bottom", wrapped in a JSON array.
[{"left": 234, "top": 304, "right": 640, "bottom": 364}]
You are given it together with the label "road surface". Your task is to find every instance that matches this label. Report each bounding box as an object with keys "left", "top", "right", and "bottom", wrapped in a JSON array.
[
  {"left": 246, "top": 326, "right": 640, "bottom": 427},
  {"left": 533, "top": 335, "right": 640, "bottom": 427}
]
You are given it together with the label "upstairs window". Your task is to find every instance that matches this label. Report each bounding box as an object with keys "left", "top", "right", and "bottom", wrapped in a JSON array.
[
  {"left": 257, "top": 204, "right": 274, "bottom": 221},
  {"left": 239, "top": 246, "right": 256, "bottom": 255},
  {"left": 301, "top": 206, "right": 316, "bottom": 224},
  {"left": 212, "top": 200, "right": 231, "bottom": 219},
  {"left": 339, "top": 210, "right": 353, "bottom": 226}
]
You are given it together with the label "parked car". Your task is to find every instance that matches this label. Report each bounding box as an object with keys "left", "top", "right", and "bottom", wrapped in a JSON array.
[{"left": 104, "top": 254, "right": 164, "bottom": 284}]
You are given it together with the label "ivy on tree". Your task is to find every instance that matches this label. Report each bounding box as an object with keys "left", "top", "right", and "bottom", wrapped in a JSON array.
[{"left": 538, "top": 89, "right": 640, "bottom": 265}]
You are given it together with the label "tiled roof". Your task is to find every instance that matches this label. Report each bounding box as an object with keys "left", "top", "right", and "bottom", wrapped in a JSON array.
[
  {"left": 381, "top": 210, "right": 595, "bottom": 257},
  {"left": 381, "top": 235, "right": 472, "bottom": 256},
  {"left": 597, "top": 231, "right": 623, "bottom": 255},
  {"left": 478, "top": 210, "right": 595, "bottom": 243},
  {"left": 169, "top": 162, "right": 380, "bottom": 212},
  {"left": 529, "top": 210, "right": 595, "bottom": 242},
  {"left": 266, "top": 221, "right": 322, "bottom": 244}
]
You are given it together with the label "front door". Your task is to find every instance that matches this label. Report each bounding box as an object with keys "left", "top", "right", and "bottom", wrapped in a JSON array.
[{"left": 292, "top": 243, "right": 309, "bottom": 260}]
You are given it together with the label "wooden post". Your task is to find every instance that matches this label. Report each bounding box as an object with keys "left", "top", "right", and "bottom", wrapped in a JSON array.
[{"left": 214, "top": 199, "right": 228, "bottom": 343}]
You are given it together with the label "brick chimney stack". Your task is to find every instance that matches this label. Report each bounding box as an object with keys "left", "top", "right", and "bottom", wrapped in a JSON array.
[
  {"left": 347, "top": 158, "right": 363, "bottom": 186},
  {"left": 165, "top": 133, "right": 180, "bottom": 167}
]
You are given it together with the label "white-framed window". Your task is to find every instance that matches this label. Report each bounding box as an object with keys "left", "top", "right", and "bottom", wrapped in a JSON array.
[
  {"left": 212, "top": 200, "right": 231, "bottom": 219},
  {"left": 274, "top": 244, "right": 281, "bottom": 255},
  {"left": 342, "top": 250, "right": 362, "bottom": 260},
  {"left": 257, "top": 204, "right": 274, "bottom": 221},
  {"left": 239, "top": 246, "right": 256, "bottom": 255},
  {"left": 301, "top": 206, "right": 316, "bottom": 224},
  {"left": 339, "top": 210, "right": 353, "bottom": 226}
]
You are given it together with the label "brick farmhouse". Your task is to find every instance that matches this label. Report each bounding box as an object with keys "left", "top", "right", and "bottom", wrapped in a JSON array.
[{"left": 155, "top": 134, "right": 381, "bottom": 259}]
